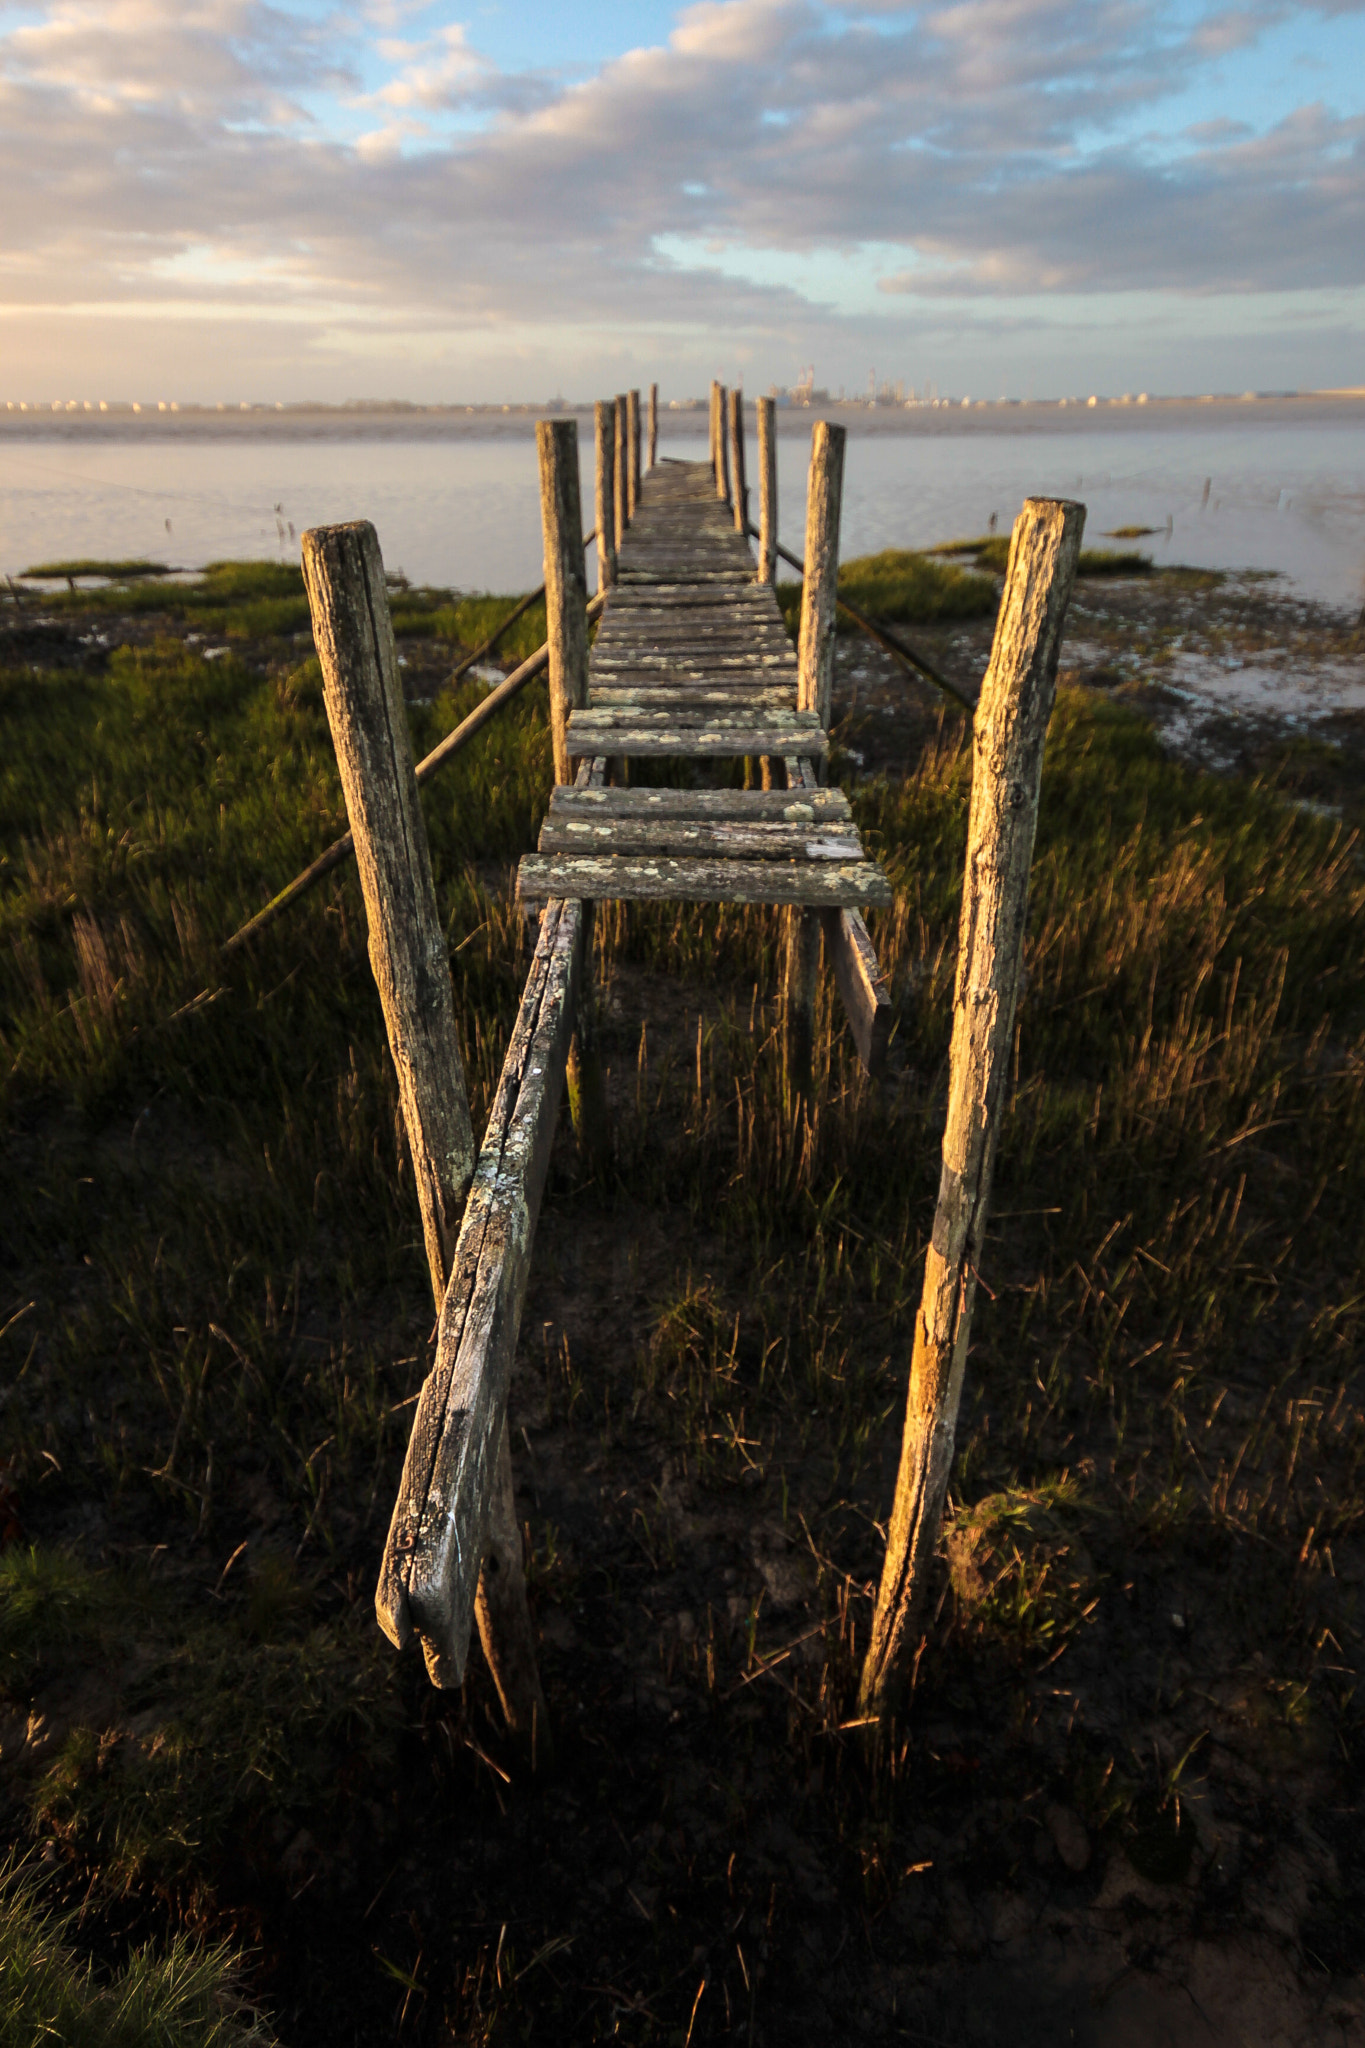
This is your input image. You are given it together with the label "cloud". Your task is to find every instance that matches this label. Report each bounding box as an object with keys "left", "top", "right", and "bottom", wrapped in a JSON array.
[{"left": 0, "top": 0, "right": 1362, "bottom": 396}]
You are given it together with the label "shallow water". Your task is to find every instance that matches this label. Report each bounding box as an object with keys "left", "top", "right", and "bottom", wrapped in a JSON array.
[{"left": 2, "top": 410, "right": 1363, "bottom": 612}]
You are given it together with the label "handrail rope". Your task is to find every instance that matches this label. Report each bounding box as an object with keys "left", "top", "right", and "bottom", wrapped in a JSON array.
[
  {"left": 221, "top": 582, "right": 606, "bottom": 956},
  {"left": 750, "top": 526, "right": 977, "bottom": 718}
]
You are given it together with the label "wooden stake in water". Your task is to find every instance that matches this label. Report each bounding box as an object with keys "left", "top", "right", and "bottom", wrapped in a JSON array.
[
  {"left": 301, "top": 517, "right": 548, "bottom": 1753},
  {"left": 627, "top": 388, "right": 641, "bottom": 519},
  {"left": 537, "top": 419, "right": 590, "bottom": 786},
  {"left": 716, "top": 384, "right": 732, "bottom": 506},
  {"left": 729, "top": 387, "right": 748, "bottom": 536},
  {"left": 594, "top": 401, "right": 617, "bottom": 592},
  {"left": 614, "top": 393, "right": 628, "bottom": 549},
  {"left": 648, "top": 383, "right": 658, "bottom": 469},
  {"left": 859, "top": 497, "right": 1085, "bottom": 1720},
  {"left": 796, "top": 420, "right": 845, "bottom": 736},
  {"left": 756, "top": 397, "right": 777, "bottom": 586}
]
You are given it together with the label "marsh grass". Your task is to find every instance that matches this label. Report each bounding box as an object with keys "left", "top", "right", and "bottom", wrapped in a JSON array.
[
  {"left": 931, "top": 534, "right": 1154, "bottom": 576},
  {"left": 1, "top": 566, "right": 1363, "bottom": 2040},
  {"left": 0, "top": 1855, "right": 275, "bottom": 2046}
]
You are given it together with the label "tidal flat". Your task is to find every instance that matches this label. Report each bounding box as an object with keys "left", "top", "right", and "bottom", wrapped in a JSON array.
[{"left": 1, "top": 551, "right": 1363, "bottom": 2045}]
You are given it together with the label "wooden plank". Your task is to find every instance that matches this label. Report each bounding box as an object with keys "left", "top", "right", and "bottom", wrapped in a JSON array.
[
  {"left": 822, "top": 908, "right": 892, "bottom": 1078},
  {"left": 572, "top": 705, "right": 822, "bottom": 733},
  {"left": 518, "top": 853, "right": 891, "bottom": 908},
  {"left": 562, "top": 725, "right": 829, "bottom": 759},
  {"left": 546, "top": 785, "right": 852, "bottom": 822},
  {"left": 590, "top": 686, "right": 796, "bottom": 710},
  {"left": 378, "top": 896, "right": 586, "bottom": 1683},
  {"left": 539, "top": 816, "right": 864, "bottom": 859}
]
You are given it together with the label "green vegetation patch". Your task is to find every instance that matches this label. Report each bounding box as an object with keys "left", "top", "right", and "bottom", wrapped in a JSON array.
[
  {"left": 21, "top": 560, "right": 172, "bottom": 583},
  {"left": 773, "top": 548, "right": 996, "bottom": 638},
  {"left": 934, "top": 534, "right": 1153, "bottom": 576}
]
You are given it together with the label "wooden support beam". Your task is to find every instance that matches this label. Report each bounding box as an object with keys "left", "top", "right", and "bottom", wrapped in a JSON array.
[
  {"left": 796, "top": 420, "right": 846, "bottom": 735},
  {"left": 860, "top": 496, "right": 1086, "bottom": 1721},
  {"left": 648, "top": 383, "right": 658, "bottom": 469},
  {"left": 377, "top": 896, "right": 585, "bottom": 1714},
  {"left": 627, "top": 389, "right": 641, "bottom": 520},
  {"left": 822, "top": 908, "right": 891, "bottom": 1077},
  {"left": 729, "top": 388, "right": 748, "bottom": 537},
  {"left": 594, "top": 401, "right": 617, "bottom": 592},
  {"left": 614, "top": 394, "right": 628, "bottom": 550},
  {"left": 756, "top": 396, "right": 777, "bottom": 587},
  {"left": 537, "top": 419, "right": 590, "bottom": 786},
  {"left": 518, "top": 851, "right": 889, "bottom": 907},
  {"left": 301, "top": 521, "right": 477, "bottom": 1287},
  {"left": 301, "top": 518, "right": 548, "bottom": 1757},
  {"left": 709, "top": 381, "right": 721, "bottom": 490}
]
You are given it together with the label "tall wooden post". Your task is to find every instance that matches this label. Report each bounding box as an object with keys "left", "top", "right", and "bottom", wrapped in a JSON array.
[
  {"left": 648, "top": 383, "right": 658, "bottom": 468},
  {"left": 859, "top": 498, "right": 1086, "bottom": 1720},
  {"left": 627, "top": 388, "right": 641, "bottom": 517},
  {"left": 594, "top": 401, "right": 617, "bottom": 593},
  {"left": 756, "top": 396, "right": 777, "bottom": 585},
  {"left": 716, "top": 384, "right": 731, "bottom": 505},
  {"left": 301, "top": 518, "right": 548, "bottom": 1756},
  {"left": 537, "top": 420, "right": 590, "bottom": 786},
  {"left": 729, "top": 387, "right": 748, "bottom": 535},
  {"left": 796, "top": 420, "right": 845, "bottom": 735},
  {"left": 614, "top": 393, "right": 628, "bottom": 551}
]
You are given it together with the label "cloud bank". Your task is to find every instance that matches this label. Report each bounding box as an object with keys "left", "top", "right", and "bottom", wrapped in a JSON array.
[{"left": 1, "top": 0, "right": 1362, "bottom": 397}]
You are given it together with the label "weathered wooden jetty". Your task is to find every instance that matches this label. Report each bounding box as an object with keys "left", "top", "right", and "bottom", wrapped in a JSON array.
[{"left": 285, "top": 382, "right": 1083, "bottom": 1748}]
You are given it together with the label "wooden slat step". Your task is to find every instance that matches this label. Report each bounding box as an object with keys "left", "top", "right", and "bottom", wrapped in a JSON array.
[
  {"left": 546, "top": 785, "right": 853, "bottom": 822},
  {"left": 590, "top": 686, "right": 795, "bottom": 709},
  {"left": 569, "top": 725, "right": 826, "bottom": 759},
  {"left": 538, "top": 817, "right": 864, "bottom": 859},
  {"left": 518, "top": 853, "right": 892, "bottom": 908},
  {"left": 572, "top": 706, "right": 821, "bottom": 734}
]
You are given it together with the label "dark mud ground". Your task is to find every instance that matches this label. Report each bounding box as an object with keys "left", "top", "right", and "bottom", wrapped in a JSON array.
[{"left": 4, "top": 567, "right": 1365, "bottom": 2047}]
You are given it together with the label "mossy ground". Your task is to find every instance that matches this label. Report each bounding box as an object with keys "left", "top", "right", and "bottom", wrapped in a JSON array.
[{"left": 1, "top": 558, "right": 1363, "bottom": 2044}]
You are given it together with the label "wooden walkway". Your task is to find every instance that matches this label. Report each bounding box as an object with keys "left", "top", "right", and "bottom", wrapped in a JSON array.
[
  {"left": 518, "top": 460, "right": 891, "bottom": 918},
  {"left": 345, "top": 433, "right": 897, "bottom": 1708},
  {"left": 298, "top": 396, "right": 1084, "bottom": 1736}
]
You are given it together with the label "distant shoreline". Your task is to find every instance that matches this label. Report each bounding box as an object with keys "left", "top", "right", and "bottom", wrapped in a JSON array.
[{"left": 4, "top": 391, "right": 1365, "bottom": 444}]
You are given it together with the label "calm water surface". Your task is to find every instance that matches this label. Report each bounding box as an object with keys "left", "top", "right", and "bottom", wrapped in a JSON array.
[{"left": 3, "top": 413, "right": 1363, "bottom": 610}]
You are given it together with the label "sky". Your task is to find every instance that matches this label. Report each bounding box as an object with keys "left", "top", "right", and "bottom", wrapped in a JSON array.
[{"left": 1, "top": 0, "right": 1363, "bottom": 404}]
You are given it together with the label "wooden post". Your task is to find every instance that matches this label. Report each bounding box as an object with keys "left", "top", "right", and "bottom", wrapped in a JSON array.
[
  {"left": 301, "top": 521, "right": 476, "bottom": 1284},
  {"left": 858, "top": 498, "right": 1086, "bottom": 1720},
  {"left": 648, "top": 383, "right": 658, "bottom": 468},
  {"left": 594, "top": 401, "right": 617, "bottom": 593},
  {"left": 301, "top": 518, "right": 549, "bottom": 1758},
  {"left": 614, "top": 394, "right": 628, "bottom": 550},
  {"left": 627, "top": 389, "right": 641, "bottom": 518},
  {"left": 716, "top": 384, "right": 732, "bottom": 505},
  {"left": 796, "top": 420, "right": 845, "bottom": 735},
  {"left": 537, "top": 420, "right": 590, "bottom": 786},
  {"left": 756, "top": 396, "right": 777, "bottom": 586},
  {"left": 709, "top": 381, "right": 721, "bottom": 489},
  {"left": 729, "top": 387, "right": 748, "bottom": 536}
]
